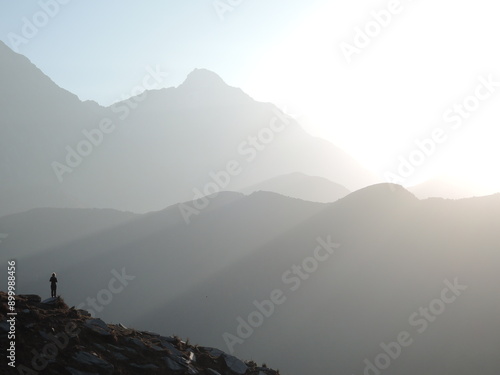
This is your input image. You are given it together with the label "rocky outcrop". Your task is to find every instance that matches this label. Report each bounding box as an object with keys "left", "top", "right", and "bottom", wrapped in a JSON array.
[{"left": 0, "top": 292, "right": 280, "bottom": 375}]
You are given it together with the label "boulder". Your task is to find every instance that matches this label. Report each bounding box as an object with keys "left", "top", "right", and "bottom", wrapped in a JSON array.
[
  {"left": 84, "top": 318, "right": 110, "bottom": 336},
  {"left": 223, "top": 354, "right": 248, "bottom": 374}
]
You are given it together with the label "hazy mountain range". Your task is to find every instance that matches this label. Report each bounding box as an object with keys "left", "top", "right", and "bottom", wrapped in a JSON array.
[
  {"left": 0, "top": 41, "right": 377, "bottom": 218},
  {"left": 1, "top": 40, "right": 499, "bottom": 375},
  {"left": 2, "top": 185, "right": 499, "bottom": 375}
]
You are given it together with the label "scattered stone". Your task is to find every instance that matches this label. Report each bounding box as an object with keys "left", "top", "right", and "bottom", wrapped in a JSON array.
[
  {"left": 163, "top": 356, "right": 186, "bottom": 372},
  {"left": 151, "top": 344, "right": 164, "bottom": 351},
  {"left": 143, "top": 330, "right": 160, "bottom": 336},
  {"left": 254, "top": 368, "right": 270, "bottom": 373},
  {"left": 111, "top": 351, "right": 128, "bottom": 361},
  {"left": 159, "top": 335, "right": 177, "bottom": 343},
  {"left": 160, "top": 340, "right": 184, "bottom": 357},
  {"left": 202, "top": 347, "right": 225, "bottom": 358},
  {"left": 39, "top": 330, "right": 52, "bottom": 341},
  {"left": 130, "top": 363, "right": 160, "bottom": 370},
  {"left": 78, "top": 309, "right": 92, "bottom": 317},
  {"left": 85, "top": 318, "right": 108, "bottom": 330},
  {"left": 127, "top": 337, "right": 147, "bottom": 349},
  {"left": 107, "top": 344, "right": 124, "bottom": 351},
  {"left": 41, "top": 297, "right": 58, "bottom": 304},
  {"left": 0, "top": 321, "right": 9, "bottom": 333},
  {"left": 123, "top": 346, "right": 138, "bottom": 355},
  {"left": 84, "top": 318, "right": 111, "bottom": 336},
  {"left": 168, "top": 352, "right": 189, "bottom": 366},
  {"left": 73, "top": 351, "right": 114, "bottom": 374},
  {"left": 0, "top": 292, "right": 280, "bottom": 375},
  {"left": 66, "top": 367, "right": 99, "bottom": 375},
  {"left": 223, "top": 354, "right": 248, "bottom": 374}
]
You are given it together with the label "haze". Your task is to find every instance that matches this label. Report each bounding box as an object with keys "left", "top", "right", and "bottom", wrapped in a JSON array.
[
  {"left": 1, "top": 0, "right": 500, "bottom": 194},
  {"left": 1, "top": 2, "right": 499, "bottom": 375}
]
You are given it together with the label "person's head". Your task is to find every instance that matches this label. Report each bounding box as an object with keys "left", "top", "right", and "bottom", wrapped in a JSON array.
[{"left": 52, "top": 272, "right": 56, "bottom": 277}]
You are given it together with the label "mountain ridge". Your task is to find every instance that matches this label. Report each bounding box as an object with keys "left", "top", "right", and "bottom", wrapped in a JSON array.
[
  {"left": 0, "top": 41, "right": 378, "bottom": 217},
  {"left": 0, "top": 292, "right": 279, "bottom": 375},
  {"left": 238, "top": 172, "right": 350, "bottom": 203},
  {"left": 1, "top": 186, "right": 500, "bottom": 374}
]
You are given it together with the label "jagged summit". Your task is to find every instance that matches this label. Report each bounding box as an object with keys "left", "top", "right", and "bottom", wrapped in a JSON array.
[
  {"left": 176, "top": 68, "right": 247, "bottom": 103},
  {"left": 0, "top": 292, "right": 279, "bottom": 375}
]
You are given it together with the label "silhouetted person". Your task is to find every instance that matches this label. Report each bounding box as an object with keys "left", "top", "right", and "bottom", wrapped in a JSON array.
[{"left": 50, "top": 272, "right": 58, "bottom": 298}]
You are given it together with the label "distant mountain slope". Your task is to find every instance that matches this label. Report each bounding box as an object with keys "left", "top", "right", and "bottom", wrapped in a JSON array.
[
  {"left": 2, "top": 185, "right": 499, "bottom": 375},
  {"left": 0, "top": 207, "right": 137, "bottom": 261},
  {"left": 0, "top": 41, "right": 378, "bottom": 217},
  {"left": 409, "top": 177, "right": 487, "bottom": 199},
  {"left": 0, "top": 42, "right": 108, "bottom": 216},
  {"left": 238, "top": 172, "right": 350, "bottom": 202}
]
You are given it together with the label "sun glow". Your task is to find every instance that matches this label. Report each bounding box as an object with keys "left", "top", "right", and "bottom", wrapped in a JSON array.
[{"left": 242, "top": 1, "right": 500, "bottom": 196}]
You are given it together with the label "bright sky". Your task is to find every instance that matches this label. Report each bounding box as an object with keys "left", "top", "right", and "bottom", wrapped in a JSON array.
[{"left": 1, "top": 0, "right": 499, "bottom": 195}]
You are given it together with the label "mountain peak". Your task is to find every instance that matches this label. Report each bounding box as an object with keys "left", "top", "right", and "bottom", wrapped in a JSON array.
[
  {"left": 174, "top": 68, "right": 248, "bottom": 106},
  {"left": 180, "top": 68, "right": 227, "bottom": 89},
  {"left": 335, "top": 183, "right": 419, "bottom": 211}
]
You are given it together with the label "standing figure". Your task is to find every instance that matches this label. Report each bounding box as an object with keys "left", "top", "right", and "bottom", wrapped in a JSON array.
[{"left": 50, "top": 272, "right": 58, "bottom": 298}]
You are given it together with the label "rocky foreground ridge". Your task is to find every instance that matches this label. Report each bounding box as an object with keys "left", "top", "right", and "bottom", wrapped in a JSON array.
[{"left": 0, "top": 292, "right": 280, "bottom": 375}]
